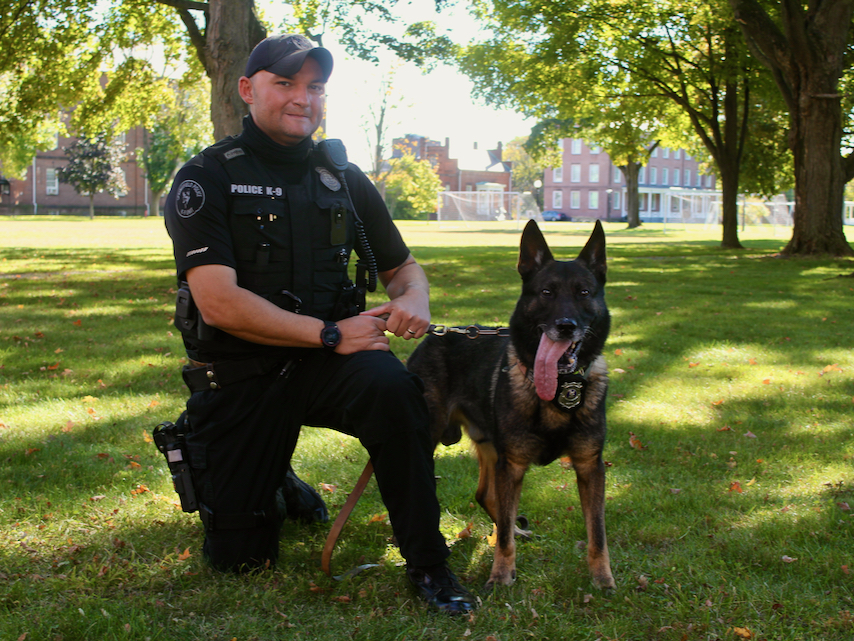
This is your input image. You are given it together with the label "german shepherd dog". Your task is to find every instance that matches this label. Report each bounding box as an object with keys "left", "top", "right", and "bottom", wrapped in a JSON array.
[{"left": 408, "top": 220, "right": 615, "bottom": 590}]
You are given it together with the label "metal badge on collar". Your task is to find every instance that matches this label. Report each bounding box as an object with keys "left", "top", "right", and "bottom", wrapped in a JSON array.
[
  {"left": 316, "top": 167, "right": 341, "bottom": 191},
  {"left": 556, "top": 380, "right": 583, "bottom": 410}
]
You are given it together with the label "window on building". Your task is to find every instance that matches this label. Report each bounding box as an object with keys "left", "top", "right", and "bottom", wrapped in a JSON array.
[
  {"left": 557, "top": 139, "right": 565, "bottom": 151},
  {"left": 590, "top": 145, "right": 601, "bottom": 154},
  {"left": 696, "top": 173, "right": 702, "bottom": 187},
  {"left": 674, "top": 149, "right": 682, "bottom": 159},
  {"left": 589, "top": 164, "right": 600, "bottom": 183},
  {"left": 651, "top": 193, "right": 661, "bottom": 212},
  {"left": 116, "top": 169, "right": 128, "bottom": 197},
  {"left": 684, "top": 169, "right": 691, "bottom": 186},
  {"left": 570, "top": 164, "right": 581, "bottom": 183},
  {"left": 554, "top": 166, "right": 564, "bottom": 183},
  {"left": 570, "top": 190, "right": 580, "bottom": 209},
  {"left": 639, "top": 192, "right": 648, "bottom": 211},
  {"left": 613, "top": 167, "right": 622, "bottom": 183},
  {"left": 571, "top": 139, "right": 582, "bottom": 154},
  {"left": 589, "top": 190, "right": 599, "bottom": 209},
  {"left": 639, "top": 167, "right": 646, "bottom": 184},
  {"left": 673, "top": 170, "right": 680, "bottom": 186},
  {"left": 553, "top": 190, "right": 563, "bottom": 209},
  {"left": 612, "top": 191, "right": 621, "bottom": 211},
  {"left": 651, "top": 147, "right": 658, "bottom": 158},
  {"left": 46, "top": 168, "right": 59, "bottom": 195},
  {"left": 706, "top": 175, "right": 713, "bottom": 188},
  {"left": 662, "top": 168, "right": 669, "bottom": 185},
  {"left": 663, "top": 147, "right": 670, "bottom": 159},
  {"left": 649, "top": 166, "right": 657, "bottom": 185}
]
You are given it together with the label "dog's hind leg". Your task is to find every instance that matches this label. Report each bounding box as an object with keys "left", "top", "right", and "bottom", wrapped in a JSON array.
[{"left": 571, "top": 445, "right": 616, "bottom": 590}]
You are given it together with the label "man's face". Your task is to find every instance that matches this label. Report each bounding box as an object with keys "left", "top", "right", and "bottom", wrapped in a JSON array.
[{"left": 239, "top": 57, "right": 326, "bottom": 146}]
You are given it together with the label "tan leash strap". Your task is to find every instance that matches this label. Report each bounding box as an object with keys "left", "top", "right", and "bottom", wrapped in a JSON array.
[{"left": 321, "top": 459, "right": 375, "bottom": 577}]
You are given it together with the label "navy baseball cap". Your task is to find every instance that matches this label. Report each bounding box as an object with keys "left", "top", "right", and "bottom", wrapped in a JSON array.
[{"left": 244, "top": 34, "right": 333, "bottom": 81}]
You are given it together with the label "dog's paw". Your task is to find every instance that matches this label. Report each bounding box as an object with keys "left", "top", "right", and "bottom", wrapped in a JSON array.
[{"left": 592, "top": 573, "right": 616, "bottom": 591}]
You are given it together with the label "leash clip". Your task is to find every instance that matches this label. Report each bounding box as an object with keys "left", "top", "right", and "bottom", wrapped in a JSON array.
[{"left": 427, "top": 324, "right": 448, "bottom": 336}]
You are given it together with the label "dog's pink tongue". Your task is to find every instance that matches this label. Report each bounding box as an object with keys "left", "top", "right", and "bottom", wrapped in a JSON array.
[{"left": 534, "top": 333, "right": 573, "bottom": 401}]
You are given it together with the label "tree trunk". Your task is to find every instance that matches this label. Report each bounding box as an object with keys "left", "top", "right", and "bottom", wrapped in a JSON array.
[
  {"left": 718, "top": 159, "right": 743, "bottom": 249},
  {"left": 152, "top": 187, "right": 165, "bottom": 217},
  {"left": 783, "top": 80, "right": 852, "bottom": 256},
  {"left": 89, "top": 194, "right": 94, "bottom": 220},
  {"left": 728, "top": 0, "right": 854, "bottom": 257},
  {"left": 718, "top": 77, "right": 744, "bottom": 250},
  {"left": 205, "top": 0, "right": 266, "bottom": 139},
  {"left": 622, "top": 162, "right": 641, "bottom": 228}
]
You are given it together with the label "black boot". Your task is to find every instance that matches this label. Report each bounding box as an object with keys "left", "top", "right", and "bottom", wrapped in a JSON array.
[
  {"left": 406, "top": 563, "right": 477, "bottom": 615},
  {"left": 276, "top": 465, "right": 329, "bottom": 523}
]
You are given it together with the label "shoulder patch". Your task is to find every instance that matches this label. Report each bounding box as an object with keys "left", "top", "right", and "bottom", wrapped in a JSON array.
[
  {"left": 176, "top": 180, "right": 206, "bottom": 218},
  {"left": 223, "top": 147, "right": 246, "bottom": 160},
  {"left": 315, "top": 167, "right": 341, "bottom": 192}
]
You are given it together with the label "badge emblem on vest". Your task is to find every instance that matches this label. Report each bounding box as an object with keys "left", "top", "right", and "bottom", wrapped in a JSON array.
[
  {"left": 316, "top": 167, "right": 341, "bottom": 191},
  {"left": 176, "top": 180, "right": 205, "bottom": 218}
]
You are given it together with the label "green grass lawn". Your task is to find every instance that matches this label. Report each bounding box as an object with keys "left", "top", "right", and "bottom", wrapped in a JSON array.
[{"left": 1, "top": 217, "right": 853, "bottom": 640}]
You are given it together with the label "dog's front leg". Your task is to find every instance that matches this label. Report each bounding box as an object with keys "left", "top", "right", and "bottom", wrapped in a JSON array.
[
  {"left": 486, "top": 456, "right": 527, "bottom": 588},
  {"left": 572, "top": 450, "right": 616, "bottom": 590}
]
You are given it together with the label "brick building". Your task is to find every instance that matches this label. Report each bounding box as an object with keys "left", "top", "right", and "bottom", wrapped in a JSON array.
[
  {"left": 392, "top": 134, "right": 512, "bottom": 192},
  {"left": 544, "top": 138, "right": 718, "bottom": 221},
  {"left": 0, "top": 126, "right": 155, "bottom": 216}
]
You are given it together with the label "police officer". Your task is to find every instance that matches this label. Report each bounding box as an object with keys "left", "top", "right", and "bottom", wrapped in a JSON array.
[{"left": 163, "top": 34, "right": 475, "bottom": 615}]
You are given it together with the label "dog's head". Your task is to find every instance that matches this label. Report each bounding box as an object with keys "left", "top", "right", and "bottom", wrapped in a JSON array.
[{"left": 511, "top": 219, "right": 610, "bottom": 401}]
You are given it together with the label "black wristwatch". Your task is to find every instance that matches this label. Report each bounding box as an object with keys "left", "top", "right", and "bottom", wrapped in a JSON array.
[{"left": 320, "top": 320, "right": 342, "bottom": 350}]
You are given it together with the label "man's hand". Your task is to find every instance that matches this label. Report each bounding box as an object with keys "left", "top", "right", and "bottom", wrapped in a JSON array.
[
  {"left": 361, "top": 254, "right": 431, "bottom": 339},
  {"left": 336, "top": 314, "right": 390, "bottom": 353}
]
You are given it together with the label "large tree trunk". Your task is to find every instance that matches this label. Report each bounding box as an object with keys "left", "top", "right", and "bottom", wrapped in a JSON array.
[
  {"left": 205, "top": 0, "right": 265, "bottom": 139},
  {"left": 784, "top": 72, "right": 851, "bottom": 255},
  {"left": 163, "top": 0, "right": 267, "bottom": 140},
  {"left": 621, "top": 161, "right": 641, "bottom": 228},
  {"left": 728, "top": 0, "right": 854, "bottom": 256}
]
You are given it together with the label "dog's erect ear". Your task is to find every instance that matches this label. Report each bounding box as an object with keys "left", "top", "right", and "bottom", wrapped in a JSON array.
[
  {"left": 576, "top": 220, "right": 607, "bottom": 284},
  {"left": 518, "top": 219, "right": 554, "bottom": 280}
]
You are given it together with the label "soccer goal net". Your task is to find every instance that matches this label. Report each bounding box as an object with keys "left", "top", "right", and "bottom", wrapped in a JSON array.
[{"left": 437, "top": 191, "right": 541, "bottom": 223}]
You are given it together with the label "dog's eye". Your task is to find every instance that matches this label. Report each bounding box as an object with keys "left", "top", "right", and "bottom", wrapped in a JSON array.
[
  {"left": 578, "top": 288, "right": 590, "bottom": 297},
  {"left": 540, "top": 288, "right": 554, "bottom": 298}
]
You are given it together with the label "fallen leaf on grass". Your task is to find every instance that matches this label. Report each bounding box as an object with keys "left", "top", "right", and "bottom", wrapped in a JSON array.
[
  {"left": 177, "top": 547, "right": 191, "bottom": 561},
  {"left": 320, "top": 483, "right": 337, "bottom": 493},
  {"left": 332, "top": 595, "right": 351, "bottom": 603},
  {"left": 688, "top": 362, "right": 700, "bottom": 368},
  {"left": 744, "top": 431, "right": 757, "bottom": 438},
  {"left": 717, "top": 425, "right": 733, "bottom": 432},
  {"left": 781, "top": 555, "right": 798, "bottom": 563},
  {"left": 130, "top": 485, "right": 150, "bottom": 495},
  {"left": 842, "top": 565, "right": 850, "bottom": 575},
  {"left": 629, "top": 432, "right": 646, "bottom": 450},
  {"left": 837, "top": 502, "right": 851, "bottom": 511},
  {"left": 559, "top": 456, "right": 573, "bottom": 469},
  {"left": 457, "top": 523, "right": 474, "bottom": 539},
  {"left": 369, "top": 512, "right": 387, "bottom": 523},
  {"left": 733, "top": 627, "right": 753, "bottom": 639},
  {"left": 729, "top": 481, "right": 743, "bottom": 493}
]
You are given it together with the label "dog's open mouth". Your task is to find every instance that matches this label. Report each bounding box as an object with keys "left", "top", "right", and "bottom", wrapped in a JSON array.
[{"left": 533, "top": 333, "right": 582, "bottom": 401}]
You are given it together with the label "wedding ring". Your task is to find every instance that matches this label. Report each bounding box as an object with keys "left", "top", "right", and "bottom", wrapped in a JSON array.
[{"left": 407, "top": 329, "right": 416, "bottom": 335}]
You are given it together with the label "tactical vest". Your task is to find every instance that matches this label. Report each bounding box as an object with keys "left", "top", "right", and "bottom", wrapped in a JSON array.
[{"left": 203, "top": 138, "right": 357, "bottom": 321}]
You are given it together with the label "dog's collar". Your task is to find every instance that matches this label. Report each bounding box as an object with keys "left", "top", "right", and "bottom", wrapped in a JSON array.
[{"left": 513, "top": 361, "right": 587, "bottom": 412}]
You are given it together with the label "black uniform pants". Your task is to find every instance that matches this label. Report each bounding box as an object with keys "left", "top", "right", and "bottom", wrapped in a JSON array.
[{"left": 183, "top": 349, "right": 449, "bottom": 572}]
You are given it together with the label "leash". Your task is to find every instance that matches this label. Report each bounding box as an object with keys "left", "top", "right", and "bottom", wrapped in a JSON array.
[
  {"left": 426, "top": 324, "right": 510, "bottom": 338},
  {"left": 321, "top": 459, "right": 375, "bottom": 578}
]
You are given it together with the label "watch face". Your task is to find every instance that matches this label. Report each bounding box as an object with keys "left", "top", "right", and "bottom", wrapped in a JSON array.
[{"left": 321, "top": 323, "right": 341, "bottom": 348}]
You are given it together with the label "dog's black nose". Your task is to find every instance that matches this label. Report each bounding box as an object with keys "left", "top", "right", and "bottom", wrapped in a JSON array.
[{"left": 555, "top": 317, "right": 578, "bottom": 333}]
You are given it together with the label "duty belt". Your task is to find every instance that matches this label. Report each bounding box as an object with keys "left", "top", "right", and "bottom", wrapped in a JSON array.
[{"left": 182, "top": 356, "right": 289, "bottom": 392}]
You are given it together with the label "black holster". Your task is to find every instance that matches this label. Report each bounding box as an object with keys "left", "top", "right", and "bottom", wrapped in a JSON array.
[{"left": 153, "top": 413, "right": 199, "bottom": 513}]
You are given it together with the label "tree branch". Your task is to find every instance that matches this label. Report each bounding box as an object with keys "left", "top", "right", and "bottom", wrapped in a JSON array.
[{"left": 155, "top": 0, "right": 209, "bottom": 12}]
